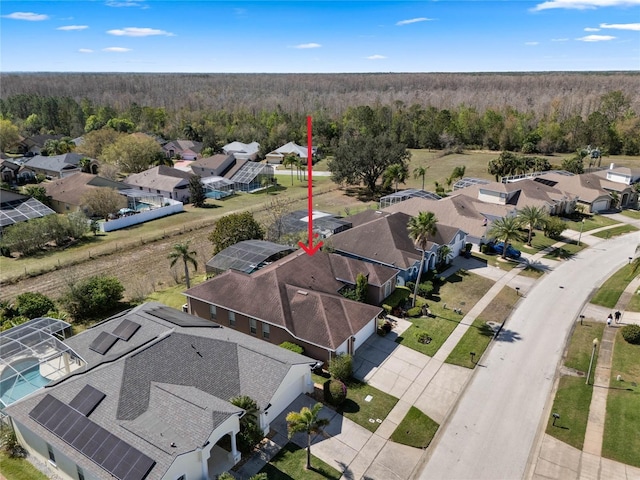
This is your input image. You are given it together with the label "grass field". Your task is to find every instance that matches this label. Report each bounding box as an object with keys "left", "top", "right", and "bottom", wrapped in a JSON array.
[
  {"left": 390, "top": 406, "right": 440, "bottom": 448},
  {"left": 619, "top": 209, "right": 640, "bottom": 220},
  {"left": 545, "top": 320, "right": 604, "bottom": 449},
  {"left": 259, "top": 442, "right": 342, "bottom": 480},
  {"left": 446, "top": 286, "right": 519, "bottom": 368},
  {"left": 337, "top": 380, "right": 399, "bottom": 433},
  {"left": 602, "top": 329, "right": 640, "bottom": 468},
  {"left": 591, "top": 224, "right": 639, "bottom": 239},
  {"left": 0, "top": 452, "right": 49, "bottom": 480},
  {"left": 591, "top": 264, "right": 638, "bottom": 309}
]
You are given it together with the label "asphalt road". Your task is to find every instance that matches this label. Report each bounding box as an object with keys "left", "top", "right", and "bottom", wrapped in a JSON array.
[{"left": 415, "top": 231, "right": 640, "bottom": 480}]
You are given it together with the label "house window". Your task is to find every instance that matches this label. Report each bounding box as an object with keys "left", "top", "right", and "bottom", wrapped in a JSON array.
[
  {"left": 210, "top": 305, "right": 217, "bottom": 319},
  {"left": 77, "top": 466, "right": 85, "bottom": 480},
  {"left": 262, "top": 323, "right": 270, "bottom": 339},
  {"left": 47, "top": 443, "right": 56, "bottom": 465},
  {"left": 250, "top": 318, "right": 257, "bottom": 334},
  {"left": 229, "top": 311, "right": 236, "bottom": 327}
]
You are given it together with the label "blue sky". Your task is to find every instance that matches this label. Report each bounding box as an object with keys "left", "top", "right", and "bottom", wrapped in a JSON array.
[{"left": 1, "top": 0, "right": 639, "bottom": 72}]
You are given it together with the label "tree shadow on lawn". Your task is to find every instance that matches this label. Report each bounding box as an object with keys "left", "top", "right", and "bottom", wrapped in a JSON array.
[{"left": 337, "top": 398, "right": 360, "bottom": 415}]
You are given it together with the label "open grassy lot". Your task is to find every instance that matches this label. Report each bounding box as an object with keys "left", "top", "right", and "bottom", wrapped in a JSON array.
[
  {"left": 446, "top": 286, "right": 519, "bottom": 368},
  {"left": 591, "top": 263, "right": 638, "bottom": 309},
  {"left": 545, "top": 320, "right": 604, "bottom": 449},
  {"left": 390, "top": 406, "right": 440, "bottom": 448},
  {"left": 602, "top": 329, "right": 640, "bottom": 468},
  {"left": 0, "top": 452, "right": 49, "bottom": 480},
  {"left": 396, "top": 270, "right": 494, "bottom": 356},
  {"left": 338, "top": 380, "right": 399, "bottom": 433},
  {"left": 144, "top": 274, "right": 207, "bottom": 309},
  {"left": 591, "top": 224, "right": 639, "bottom": 239},
  {"left": 259, "top": 442, "right": 342, "bottom": 480}
]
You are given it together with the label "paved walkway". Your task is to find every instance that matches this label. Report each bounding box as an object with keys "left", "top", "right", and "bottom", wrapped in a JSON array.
[{"left": 233, "top": 212, "right": 640, "bottom": 480}]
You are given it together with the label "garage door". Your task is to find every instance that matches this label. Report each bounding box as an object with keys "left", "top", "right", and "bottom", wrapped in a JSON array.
[{"left": 592, "top": 199, "right": 609, "bottom": 212}]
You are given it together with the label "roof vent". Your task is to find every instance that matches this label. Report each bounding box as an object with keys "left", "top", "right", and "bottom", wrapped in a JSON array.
[{"left": 297, "top": 290, "right": 308, "bottom": 296}]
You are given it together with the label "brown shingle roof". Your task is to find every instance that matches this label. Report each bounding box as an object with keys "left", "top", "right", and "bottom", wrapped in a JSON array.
[
  {"left": 185, "top": 251, "right": 383, "bottom": 350},
  {"left": 125, "top": 166, "right": 194, "bottom": 192},
  {"left": 44, "top": 173, "right": 127, "bottom": 206}
]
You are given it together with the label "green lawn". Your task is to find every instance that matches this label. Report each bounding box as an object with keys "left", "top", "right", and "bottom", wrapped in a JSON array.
[
  {"left": 472, "top": 252, "right": 521, "bottom": 271},
  {"left": 144, "top": 274, "right": 207, "bottom": 309},
  {"left": 626, "top": 291, "right": 640, "bottom": 312},
  {"left": 591, "top": 264, "right": 638, "bottom": 308},
  {"left": 545, "top": 320, "right": 604, "bottom": 449},
  {"left": 602, "top": 329, "right": 640, "bottom": 468},
  {"left": 591, "top": 224, "right": 639, "bottom": 239},
  {"left": 446, "top": 286, "right": 518, "bottom": 368},
  {"left": 545, "top": 376, "right": 594, "bottom": 450},
  {"left": 390, "top": 406, "right": 440, "bottom": 448},
  {"left": 338, "top": 380, "right": 399, "bottom": 433},
  {"left": 562, "top": 215, "right": 619, "bottom": 232},
  {"left": 0, "top": 452, "right": 49, "bottom": 480},
  {"left": 543, "top": 239, "right": 587, "bottom": 261},
  {"left": 259, "top": 442, "right": 342, "bottom": 480},
  {"left": 396, "top": 315, "right": 461, "bottom": 357},
  {"left": 619, "top": 209, "right": 640, "bottom": 220}
]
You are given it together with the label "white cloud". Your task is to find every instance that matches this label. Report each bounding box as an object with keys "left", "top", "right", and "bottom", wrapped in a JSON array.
[
  {"left": 525, "top": 41, "right": 540, "bottom": 45},
  {"left": 107, "top": 27, "right": 175, "bottom": 37},
  {"left": 103, "top": 47, "right": 132, "bottom": 52},
  {"left": 2, "top": 12, "right": 49, "bottom": 21},
  {"left": 396, "top": 17, "right": 432, "bottom": 26},
  {"left": 584, "top": 27, "right": 601, "bottom": 31},
  {"left": 600, "top": 22, "right": 640, "bottom": 30},
  {"left": 367, "top": 54, "right": 387, "bottom": 60},
  {"left": 294, "top": 43, "right": 321, "bottom": 49},
  {"left": 552, "top": 38, "right": 569, "bottom": 41},
  {"left": 106, "top": 1, "right": 145, "bottom": 7},
  {"left": 576, "top": 34, "right": 617, "bottom": 41},
  {"left": 532, "top": 0, "right": 640, "bottom": 10},
  {"left": 79, "top": 48, "right": 93, "bottom": 53},
  {"left": 57, "top": 25, "right": 89, "bottom": 31}
]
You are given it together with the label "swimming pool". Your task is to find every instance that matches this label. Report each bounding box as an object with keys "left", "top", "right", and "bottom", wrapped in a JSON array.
[{"left": 0, "top": 358, "right": 50, "bottom": 407}]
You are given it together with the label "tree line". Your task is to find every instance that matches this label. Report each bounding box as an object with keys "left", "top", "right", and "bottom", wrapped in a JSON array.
[{"left": 0, "top": 74, "right": 638, "bottom": 158}]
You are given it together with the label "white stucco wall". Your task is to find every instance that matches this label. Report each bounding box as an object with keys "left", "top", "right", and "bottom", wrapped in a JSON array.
[
  {"left": 260, "top": 363, "right": 313, "bottom": 433},
  {"left": 101, "top": 202, "right": 183, "bottom": 232}
]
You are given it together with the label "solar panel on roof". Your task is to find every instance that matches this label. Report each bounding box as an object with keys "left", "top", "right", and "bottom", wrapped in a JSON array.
[
  {"left": 89, "top": 332, "right": 118, "bottom": 355},
  {"left": 69, "top": 385, "right": 106, "bottom": 416},
  {"left": 112, "top": 319, "right": 140, "bottom": 341},
  {"left": 29, "top": 395, "right": 155, "bottom": 480}
]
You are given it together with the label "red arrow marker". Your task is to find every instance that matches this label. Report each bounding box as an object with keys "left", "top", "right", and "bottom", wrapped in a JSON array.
[{"left": 298, "top": 116, "right": 323, "bottom": 256}]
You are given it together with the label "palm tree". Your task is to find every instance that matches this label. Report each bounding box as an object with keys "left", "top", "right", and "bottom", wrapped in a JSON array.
[
  {"left": 517, "top": 205, "right": 548, "bottom": 246},
  {"left": 438, "top": 245, "right": 452, "bottom": 266},
  {"left": 383, "top": 163, "right": 408, "bottom": 193},
  {"left": 230, "top": 395, "right": 260, "bottom": 429},
  {"left": 168, "top": 241, "right": 198, "bottom": 288},
  {"left": 407, "top": 211, "right": 438, "bottom": 307},
  {"left": 282, "top": 154, "right": 297, "bottom": 186},
  {"left": 487, "top": 216, "right": 524, "bottom": 259},
  {"left": 286, "top": 402, "right": 330, "bottom": 470},
  {"left": 413, "top": 166, "right": 429, "bottom": 191}
]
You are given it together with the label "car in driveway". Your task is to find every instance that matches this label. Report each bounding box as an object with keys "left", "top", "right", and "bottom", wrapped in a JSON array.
[{"left": 491, "top": 241, "right": 522, "bottom": 259}]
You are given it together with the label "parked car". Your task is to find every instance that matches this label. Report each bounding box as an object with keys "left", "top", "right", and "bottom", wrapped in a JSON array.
[{"left": 491, "top": 241, "right": 522, "bottom": 259}]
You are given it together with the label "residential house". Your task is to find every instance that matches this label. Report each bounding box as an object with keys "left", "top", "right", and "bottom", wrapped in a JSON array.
[
  {"left": 533, "top": 171, "right": 636, "bottom": 212},
  {"left": 222, "top": 141, "right": 260, "bottom": 161},
  {"left": 265, "top": 142, "right": 315, "bottom": 164},
  {"left": 276, "top": 210, "right": 352, "bottom": 240},
  {"left": 1, "top": 159, "right": 21, "bottom": 184},
  {"left": 0, "top": 188, "right": 56, "bottom": 232},
  {"left": 327, "top": 211, "right": 466, "bottom": 285},
  {"left": 185, "top": 251, "right": 396, "bottom": 362},
  {"left": 592, "top": 164, "right": 640, "bottom": 208},
  {"left": 162, "top": 140, "right": 203, "bottom": 160},
  {"left": 383, "top": 195, "right": 513, "bottom": 246},
  {"left": 21, "top": 153, "right": 86, "bottom": 179},
  {"left": 205, "top": 240, "right": 295, "bottom": 275},
  {"left": 17, "top": 134, "right": 64, "bottom": 156},
  {"left": 190, "top": 155, "right": 274, "bottom": 193},
  {"left": 4, "top": 302, "right": 317, "bottom": 480},
  {"left": 125, "top": 165, "right": 195, "bottom": 203},
  {"left": 190, "top": 154, "right": 238, "bottom": 178},
  {"left": 43, "top": 173, "right": 129, "bottom": 214}
]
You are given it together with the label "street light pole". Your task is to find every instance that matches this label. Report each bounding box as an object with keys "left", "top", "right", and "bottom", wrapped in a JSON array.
[
  {"left": 586, "top": 338, "right": 598, "bottom": 385},
  {"left": 578, "top": 218, "right": 585, "bottom": 246}
]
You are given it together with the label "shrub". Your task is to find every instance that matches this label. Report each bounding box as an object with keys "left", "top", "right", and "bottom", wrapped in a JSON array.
[
  {"left": 407, "top": 306, "right": 422, "bottom": 317},
  {"left": 14, "top": 292, "right": 56, "bottom": 319},
  {"left": 328, "top": 353, "right": 352, "bottom": 382},
  {"left": 325, "top": 379, "right": 347, "bottom": 406},
  {"left": 0, "top": 246, "right": 10, "bottom": 257},
  {"left": 382, "top": 286, "right": 411, "bottom": 309},
  {"left": 543, "top": 217, "right": 567, "bottom": 239},
  {"left": 415, "top": 331, "right": 432, "bottom": 344},
  {"left": 621, "top": 324, "right": 640, "bottom": 345},
  {"left": 61, "top": 275, "right": 124, "bottom": 320},
  {"left": 236, "top": 422, "right": 264, "bottom": 453},
  {"left": 1, "top": 427, "right": 26, "bottom": 458},
  {"left": 377, "top": 319, "right": 392, "bottom": 335},
  {"left": 279, "top": 341, "right": 304, "bottom": 354}
]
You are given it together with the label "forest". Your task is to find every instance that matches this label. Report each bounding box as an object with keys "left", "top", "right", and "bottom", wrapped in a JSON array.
[{"left": 1, "top": 72, "right": 639, "bottom": 157}]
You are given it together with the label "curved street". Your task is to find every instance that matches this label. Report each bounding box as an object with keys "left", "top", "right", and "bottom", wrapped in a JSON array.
[{"left": 415, "top": 230, "right": 640, "bottom": 480}]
